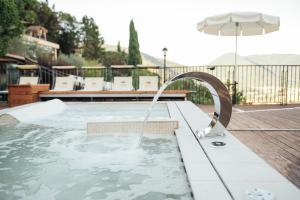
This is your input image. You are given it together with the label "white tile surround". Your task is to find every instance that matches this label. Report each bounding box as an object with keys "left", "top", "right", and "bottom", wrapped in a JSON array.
[{"left": 168, "top": 101, "right": 300, "bottom": 200}]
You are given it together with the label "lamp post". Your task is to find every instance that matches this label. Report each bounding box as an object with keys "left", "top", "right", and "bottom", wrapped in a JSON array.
[{"left": 162, "top": 47, "right": 168, "bottom": 82}]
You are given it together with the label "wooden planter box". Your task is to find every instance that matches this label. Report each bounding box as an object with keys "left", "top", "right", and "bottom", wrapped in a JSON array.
[{"left": 8, "top": 84, "right": 50, "bottom": 107}]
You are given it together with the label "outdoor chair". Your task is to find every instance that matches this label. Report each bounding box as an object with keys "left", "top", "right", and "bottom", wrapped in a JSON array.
[
  {"left": 138, "top": 76, "right": 159, "bottom": 91},
  {"left": 82, "top": 77, "right": 104, "bottom": 91},
  {"left": 112, "top": 77, "right": 134, "bottom": 91},
  {"left": 19, "top": 76, "right": 39, "bottom": 85},
  {"left": 52, "top": 76, "right": 75, "bottom": 91}
]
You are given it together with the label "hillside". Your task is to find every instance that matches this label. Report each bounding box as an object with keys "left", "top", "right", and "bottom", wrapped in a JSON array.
[
  {"left": 103, "top": 45, "right": 300, "bottom": 66},
  {"left": 247, "top": 54, "right": 300, "bottom": 65},
  {"left": 210, "top": 53, "right": 300, "bottom": 65},
  {"left": 209, "top": 53, "right": 255, "bottom": 65},
  {"left": 103, "top": 44, "right": 181, "bottom": 66}
]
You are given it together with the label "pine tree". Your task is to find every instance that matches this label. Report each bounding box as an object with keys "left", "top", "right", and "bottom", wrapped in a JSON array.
[
  {"left": 58, "top": 12, "right": 80, "bottom": 55},
  {"left": 81, "top": 15, "right": 104, "bottom": 60},
  {"left": 128, "top": 20, "right": 142, "bottom": 66}
]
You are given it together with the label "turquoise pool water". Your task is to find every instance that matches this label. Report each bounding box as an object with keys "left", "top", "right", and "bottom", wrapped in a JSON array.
[{"left": 0, "top": 103, "right": 192, "bottom": 200}]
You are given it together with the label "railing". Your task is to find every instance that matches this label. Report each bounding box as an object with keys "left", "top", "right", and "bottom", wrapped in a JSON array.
[{"left": 3, "top": 65, "right": 300, "bottom": 105}]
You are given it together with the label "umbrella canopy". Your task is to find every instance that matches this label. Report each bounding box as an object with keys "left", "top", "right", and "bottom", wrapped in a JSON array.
[
  {"left": 197, "top": 12, "right": 280, "bottom": 36},
  {"left": 197, "top": 12, "right": 280, "bottom": 104}
]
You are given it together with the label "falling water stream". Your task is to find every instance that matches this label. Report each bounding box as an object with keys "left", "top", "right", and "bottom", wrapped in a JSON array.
[{"left": 139, "top": 79, "right": 174, "bottom": 145}]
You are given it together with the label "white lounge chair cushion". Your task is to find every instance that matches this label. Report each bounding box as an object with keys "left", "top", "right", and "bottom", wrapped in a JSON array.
[
  {"left": 53, "top": 77, "right": 75, "bottom": 91},
  {"left": 19, "top": 77, "right": 38, "bottom": 85},
  {"left": 112, "top": 77, "right": 133, "bottom": 91},
  {"left": 138, "top": 76, "right": 159, "bottom": 91},
  {"left": 82, "top": 77, "right": 104, "bottom": 91}
]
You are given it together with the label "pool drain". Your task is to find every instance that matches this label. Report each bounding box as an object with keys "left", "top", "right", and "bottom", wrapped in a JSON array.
[
  {"left": 211, "top": 141, "right": 226, "bottom": 147},
  {"left": 246, "top": 188, "right": 274, "bottom": 200}
]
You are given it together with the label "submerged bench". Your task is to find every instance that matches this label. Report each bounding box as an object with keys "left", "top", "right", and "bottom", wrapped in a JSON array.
[
  {"left": 39, "top": 90, "right": 189, "bottom": 101},
  {"left": 87, "top": 119, "right": 178, "bottom": 135}
]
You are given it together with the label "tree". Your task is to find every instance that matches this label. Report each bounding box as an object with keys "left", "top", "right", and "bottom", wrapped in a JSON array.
[
  {"left": 35, "top": 1, "right": 60, "bottom": 42},
  {"left": 0, "top": 0, "right": 23, "bottom": 56},
  {"left": 117, "top": 41, "right": 121, "bottom": 52},
  {"left": 81, "top": 15, "right": 104, "bottom": 60},
  {"left": 128, "top": 20, "right": 142, "bottom": 66},
  {"left": 58, "top": 12, "right": 80, "bottom": 54},
  {"left": 14, "top": 0, "right": 38, "bottom": 25},
  {"left": 102, "top": 51, "right": 127, "bottom": 66}
]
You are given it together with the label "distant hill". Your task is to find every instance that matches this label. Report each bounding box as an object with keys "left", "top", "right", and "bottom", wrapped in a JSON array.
[
  {"left": 209, "top": 53, "right": 255, "bottom": 65},
  {"left": 210, "top": 53, "right": 300, "bottom": 65},
  {"left": 247, "top": 54, "right": 300, "bottom": 65},
  {"left": 103, "top": 45, "right": 300, "bottom": 66},
  {"left": 103, "top": 44, "right": 181, "bottom": 66}
]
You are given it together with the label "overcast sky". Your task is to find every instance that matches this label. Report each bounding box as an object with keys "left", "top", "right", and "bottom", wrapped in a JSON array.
[{"left": 48, "top": 0, "right": 300, "bottom": 65}]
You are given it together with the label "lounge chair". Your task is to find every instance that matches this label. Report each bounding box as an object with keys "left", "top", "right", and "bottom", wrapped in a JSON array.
[
  {"left": 19, "top": 76, "right": 39, "bottom": 85},
  {"left": 82, "top": 77, "right": 104, "bottom": 91},
  {"left": 112, "top": 77, "right": 134, "bottom": 91},
  {"left": 138, "top": 76, "right": 159, "bottom": 91},
  {"left": 52, "top": 76, "right": 75, "bottom": 91}
]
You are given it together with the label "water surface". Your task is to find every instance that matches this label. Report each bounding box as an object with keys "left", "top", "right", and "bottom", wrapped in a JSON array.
[{"left": 0, "top": 103, "right": 192, "bottom": 200}]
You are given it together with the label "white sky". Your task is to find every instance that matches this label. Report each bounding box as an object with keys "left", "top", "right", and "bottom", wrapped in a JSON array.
[{"left": 49, "top": 0, "right": 300, "bottom": 65}]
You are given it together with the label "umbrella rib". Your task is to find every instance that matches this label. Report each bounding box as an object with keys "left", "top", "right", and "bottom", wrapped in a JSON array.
[
  {"left": 219, "top": 23, "right": 227, "bottom": 35},
  {"left": 256, "top": 22, "right": 265, "bottom": 34}
]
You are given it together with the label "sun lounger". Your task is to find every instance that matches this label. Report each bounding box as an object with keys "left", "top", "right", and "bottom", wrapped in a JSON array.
[
  {"left": 82, "top": 77, "right": 104, "bottom": 91},
  {"left": 19, "top": 76, "right": 39, "bottom": 85},
  {"left": 138, "top": 76, "right": 159, "bottom": 91},
  {"left": 52, "top": 76, "right": 75, "bottom": 91},
  {"left": 112, "top": 77, "right": 134, "bottom": 91}
]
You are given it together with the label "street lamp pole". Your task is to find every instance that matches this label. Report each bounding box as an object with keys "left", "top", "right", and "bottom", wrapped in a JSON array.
[{"left": 162, "top": 47, "right": 168, "bottom": 82}]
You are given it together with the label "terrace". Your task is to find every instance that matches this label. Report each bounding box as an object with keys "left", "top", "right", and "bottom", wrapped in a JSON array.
[
  {"left": 2, "top": 0, "right": 300, "bottom": 198},
  {"left": 0, "top": 64, "right": 300, "bottom": 199}
]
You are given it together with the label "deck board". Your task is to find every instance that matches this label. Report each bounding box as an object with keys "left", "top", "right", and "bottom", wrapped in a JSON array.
[{"left": 198, "top": 104, "right": 300, "bottom": 189}]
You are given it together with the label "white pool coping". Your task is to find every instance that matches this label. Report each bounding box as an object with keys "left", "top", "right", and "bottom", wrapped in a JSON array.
[{"left": 167, "top": 101, "right": 300, "bottom": 200}]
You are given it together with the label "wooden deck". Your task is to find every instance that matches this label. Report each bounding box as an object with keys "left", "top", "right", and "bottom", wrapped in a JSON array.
[{"left": 198, "top": 104, "right": 300, "bottom": 189}]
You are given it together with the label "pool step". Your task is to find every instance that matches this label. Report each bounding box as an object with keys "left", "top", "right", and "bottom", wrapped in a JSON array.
[{"left": 87, "top": 119, "right": 178, "bottom": 135}]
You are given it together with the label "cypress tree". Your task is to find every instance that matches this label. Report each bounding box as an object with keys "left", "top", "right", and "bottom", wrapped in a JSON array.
[
  {"left": 128, "top": 20, "right": 142, "bottom": 66},
  {"left": 117, "top": 41, "right": 121, "bottom": 52}
]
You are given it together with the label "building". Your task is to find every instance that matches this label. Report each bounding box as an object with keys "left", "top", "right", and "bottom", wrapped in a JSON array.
[{"left": 23, "top": 26, "right": 59, "bottom": 60}]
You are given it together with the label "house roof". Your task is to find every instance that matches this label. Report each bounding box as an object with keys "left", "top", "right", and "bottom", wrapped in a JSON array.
[{"left": 0, "top": 53, "right": 37, "bottom": 65}]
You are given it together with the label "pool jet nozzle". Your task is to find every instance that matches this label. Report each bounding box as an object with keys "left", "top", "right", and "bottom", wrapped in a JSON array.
[{"left": 169, "top": 72, "right": 232, "bottom": 138}]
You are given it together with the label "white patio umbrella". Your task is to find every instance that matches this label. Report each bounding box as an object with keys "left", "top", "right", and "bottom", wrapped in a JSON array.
[{"left": 197, "top": 12, "right": 280, "bottom": 98}]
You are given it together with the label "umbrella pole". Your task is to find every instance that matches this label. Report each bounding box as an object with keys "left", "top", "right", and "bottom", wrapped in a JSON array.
[
  {"left": 234, "top": 30, "right": 237, "bottom": 81},
  {"left": 232, "top": 22, "right": 238, "bottom": 104}
]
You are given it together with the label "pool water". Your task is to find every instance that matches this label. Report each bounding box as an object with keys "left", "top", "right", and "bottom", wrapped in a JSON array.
[{"left": 0, "top": 103, "right": 193, "bottom": 200}]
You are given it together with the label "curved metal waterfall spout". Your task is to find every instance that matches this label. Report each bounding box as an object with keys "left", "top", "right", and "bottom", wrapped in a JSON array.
[{"left": 170, "top": 72, "right": 232, "bottom": 137}]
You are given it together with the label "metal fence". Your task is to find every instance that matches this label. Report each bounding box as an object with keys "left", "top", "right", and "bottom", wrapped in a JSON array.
[
  {"left": 4, "top": 65, "right": 300, "bottom": 105},
  {"left": 165, "top": 65, "right": 300, "bottom": 105}
]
